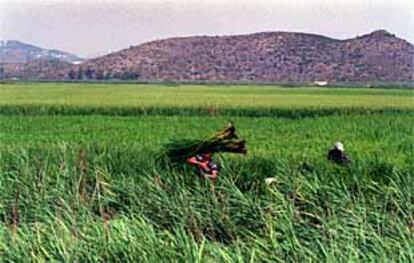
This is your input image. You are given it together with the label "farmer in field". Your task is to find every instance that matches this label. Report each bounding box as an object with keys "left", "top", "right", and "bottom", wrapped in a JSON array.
[
  {"left": 162, "top": 122, "right": 245, "bottom": 181},
  {"left": 327, "top": 142, "right": 351, "bottom": 165},
  {"left": 187, "top": 152, "right": 221, "bottom": 180}
]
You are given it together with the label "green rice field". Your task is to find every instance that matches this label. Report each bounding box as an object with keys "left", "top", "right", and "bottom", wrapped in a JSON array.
[{"left": 0, "top": 83, "right": 413, "bottom": 262}]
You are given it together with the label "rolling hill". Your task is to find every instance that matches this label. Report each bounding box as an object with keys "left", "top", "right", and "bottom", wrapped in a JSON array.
[{"left": 3, "top": 30, "right": 413, "bottom": 83}]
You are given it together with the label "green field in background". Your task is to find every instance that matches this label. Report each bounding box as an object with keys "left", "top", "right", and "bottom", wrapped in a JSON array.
[{"left": 1, "top": 83, "right": 413, "bottom": 109}]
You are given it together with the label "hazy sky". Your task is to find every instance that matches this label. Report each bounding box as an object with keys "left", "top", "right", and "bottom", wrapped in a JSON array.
[{"left": 1, "top": 0, "right": 413, "bottom": 58}]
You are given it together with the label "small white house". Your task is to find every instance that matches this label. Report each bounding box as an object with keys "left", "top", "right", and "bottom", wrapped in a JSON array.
[{"left": 314, "top": 81, "right": 328, "bottom": 86}]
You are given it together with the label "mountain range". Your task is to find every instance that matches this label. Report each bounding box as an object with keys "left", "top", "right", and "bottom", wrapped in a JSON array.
[
  {"left": 2, "top": 30, "right": 413, "bottom": 83},
  {"left": 0, "top": 40, "right": 84, "bottom": 64}
]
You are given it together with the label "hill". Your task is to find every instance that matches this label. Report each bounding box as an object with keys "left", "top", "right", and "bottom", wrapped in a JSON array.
[
  {"left": 2, "top": 60, "right": 71, "bottom": 80},
  {"left": 3, "top": 30, "right": 414, "bottom": 83},
  {"left": 0, "top": 40, "right": 84, "bottom": 64}
]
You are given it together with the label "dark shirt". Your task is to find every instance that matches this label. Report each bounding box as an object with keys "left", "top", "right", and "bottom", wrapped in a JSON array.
[
  {"left": 327, "top": 148, "right": 351, "bottom": 165},
  {"left": 200, "top": 162, "right": 220, "bottom": 174},
  {"left": 195, "top": 154, "right": 220, "bottom": 177}
]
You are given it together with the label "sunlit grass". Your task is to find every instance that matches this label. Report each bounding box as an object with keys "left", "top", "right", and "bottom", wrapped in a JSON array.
[
  {"left": 0, "top": 83, "right": 413, "bottom": 261},
  {"left": 1, "top": 83, "right": 413, "bottom": 109}
]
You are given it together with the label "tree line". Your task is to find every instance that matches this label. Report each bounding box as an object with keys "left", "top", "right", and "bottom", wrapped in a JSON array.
[{"left": 67, "top": 67, "right": 140, "bottom": 80}]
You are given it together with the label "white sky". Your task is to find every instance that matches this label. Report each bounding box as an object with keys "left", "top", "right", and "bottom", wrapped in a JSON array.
[{"left": 1, "top": 0, "right": 413, "bottom": 58}]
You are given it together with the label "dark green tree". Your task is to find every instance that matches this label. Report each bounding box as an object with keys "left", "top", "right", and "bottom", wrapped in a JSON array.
[
  {"left": 68, "top": 69, "right": 76, "bottom": 80},
  {"left": 85, "top": 67, "right": 95, "bottom": 79},
  {"left": 95, "top": 69, "right": 104, "bottom": 80},
  {"left": 77, "top": 67, "right": 84, "bottom": 80},
  {"left": 0, "top": 66, "right": 4, "bottom": 80}
]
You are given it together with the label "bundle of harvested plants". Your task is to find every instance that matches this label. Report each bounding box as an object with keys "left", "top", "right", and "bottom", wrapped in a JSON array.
[{"left": 159, "top": 122, "right": 247, "bottom": 165}]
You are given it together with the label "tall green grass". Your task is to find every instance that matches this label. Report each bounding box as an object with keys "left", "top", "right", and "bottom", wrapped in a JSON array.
[
  {"left": 0, "top": 105, "right": 412, "bottom": 118},
  {"left": 0, "top": 83, "right": 413, "bottom": 261},
  {"left": 1, "top": 114, "right": 412, "bottom": 164},
  {"left": 1, "top": 113, "right": 413, "bottom": 261},
  {"left": 0, "top": 145, "right": 412, "bottom": 261}
]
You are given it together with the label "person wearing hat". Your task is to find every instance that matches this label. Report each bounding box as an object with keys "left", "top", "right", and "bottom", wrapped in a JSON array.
[{"left": 327, "top": 142, "right": 351, "bottom": 165}]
